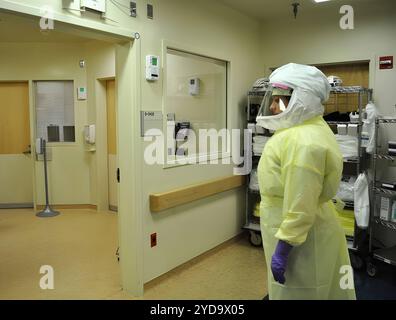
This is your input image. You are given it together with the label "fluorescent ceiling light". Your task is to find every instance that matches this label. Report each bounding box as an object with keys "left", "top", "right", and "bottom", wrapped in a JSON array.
[{"left": 314, "top": 0, "right": 331, "bottom": 3}]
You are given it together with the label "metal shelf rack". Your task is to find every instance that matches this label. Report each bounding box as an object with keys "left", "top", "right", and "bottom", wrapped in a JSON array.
[
  {"left": 325, "top": 87, "right": 373, "bottom": 255},
  {"left": 367, "top": 117, "right": 396, "bottom": 276},
  {"left": 373, "top": 246, "right": 396, "bottom": 267},
  {"left": 243, "top": 88, "right": 272, "bottom": 247}
]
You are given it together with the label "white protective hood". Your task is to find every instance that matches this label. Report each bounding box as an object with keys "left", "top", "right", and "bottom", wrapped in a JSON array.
[{"left": 256, "top": 63, "right": 331, "bottom": 131}]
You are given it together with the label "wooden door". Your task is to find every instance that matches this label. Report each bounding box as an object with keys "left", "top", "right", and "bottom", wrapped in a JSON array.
[
  {"left": 0, "top": 82, "right": 33, "bottom": 207},
  {"left": 106, "top": 79, "right": 117, "bottom": 211},
  {"left": 316, "top": 63, "right": 370, "bottom": 114}
]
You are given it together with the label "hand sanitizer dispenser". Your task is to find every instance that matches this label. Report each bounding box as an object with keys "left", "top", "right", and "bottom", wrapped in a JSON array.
[
  {"left": 36, "top": 138, "right": 44, "bottom": 154},
  {"left": 146, "top": 55, "right": 160, "bottom": 81},
  {"left": 84, "top": 125, "right": 96, "bottom": 144},
  {"left": 189, "top": 77, "right": 200, "bottom": 95}
]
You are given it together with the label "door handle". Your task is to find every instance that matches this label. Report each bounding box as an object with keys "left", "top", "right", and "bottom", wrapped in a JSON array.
[{"left": 23, "top": 145, "right": 32, "bottom": 155}]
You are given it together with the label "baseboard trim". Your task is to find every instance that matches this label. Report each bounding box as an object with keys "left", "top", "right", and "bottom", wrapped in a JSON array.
[
  {"left": 144, "top": 232, "right": 245, "bottom": 289},
  {"left": 36, "top": 204, "right": 97, "bottom": 210},
  {"left": 0, "top": 203, "right": 34, "bottom": 209}
]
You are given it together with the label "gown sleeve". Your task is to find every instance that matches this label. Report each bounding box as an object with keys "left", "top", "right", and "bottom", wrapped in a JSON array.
[{"left": 275, "top": 139, "right": 326, "bottom": 246}]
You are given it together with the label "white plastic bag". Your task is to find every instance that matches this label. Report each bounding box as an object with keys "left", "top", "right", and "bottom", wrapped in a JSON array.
[
  {"left": 362, "top": 102, "right": 379, "bottom": 154},
  {"left": 354, "top": 173, "right": 370, "bottom": 229},
  {"left": 253, "top": 136, "right": 270, "bottom": 155},
  {"left": 336, "top": 176, "right": 356, "bottom": 202},
  {"left": 249, "top": 169, "right": 259, "bottom": 191},
  {"left": 335, "top": 134, "right": 358, "bottom": 158}
]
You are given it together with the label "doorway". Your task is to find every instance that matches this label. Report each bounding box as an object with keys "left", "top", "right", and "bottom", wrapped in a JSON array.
[
  {"left": 0, "top": 8, "right": 143, "bottom": 296},
  {"left": 106, "top": 79, "right": 118, "bottom": 212},
  {"left": 0, "top": 81, "right": 33, "bottom": 208}
]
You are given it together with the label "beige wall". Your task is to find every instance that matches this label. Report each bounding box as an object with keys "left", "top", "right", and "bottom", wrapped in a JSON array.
[
  {"left": 1, "top": 0, "right": 263, "bottom": 289},
  {"left": 3, "top": 0, "right": 396, "bottom": 294},
  {"left": 260, "top": 0, "right": 396, "bottom": 181},
  {"left": 0, "top": 40, "right": 117, "bottom": 208},
  {"left": 84, "top": 41, "right": 116, "bottom": 210},
  {"left": 137, "top": 1, "right": 262, "bottom": 282},
  {"left": 0, "top": 43, "right": 90, "bottom": 205},
  {"left": 260, "top": 1, "right": 396, "bottom": 247}
]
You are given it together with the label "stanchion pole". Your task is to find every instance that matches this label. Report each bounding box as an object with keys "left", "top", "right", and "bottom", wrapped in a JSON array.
[{"left": 36, "top": 139, "right": 60, "bottom": 218}]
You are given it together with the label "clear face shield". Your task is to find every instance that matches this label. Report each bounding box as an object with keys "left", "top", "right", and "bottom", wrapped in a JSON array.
[{"left": 257, "top": 89, "right": 289, "bottom": 118}]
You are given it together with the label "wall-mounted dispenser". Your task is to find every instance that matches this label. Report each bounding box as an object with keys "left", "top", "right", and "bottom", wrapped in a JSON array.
[
  {"left": 36, "top": 138, "right": 44, "bottom": 155},
  {"left": 81, "top": 0, "right": 106, "bottom": 13},
  {"left": 146, "top": 55, "right": 160, "bottom": 81},
  {"left": 84, "top": 124, "right": 96, "bottom": 144},
  {"left": 189, "top": 77, "right": 200, "bottom": 96}
]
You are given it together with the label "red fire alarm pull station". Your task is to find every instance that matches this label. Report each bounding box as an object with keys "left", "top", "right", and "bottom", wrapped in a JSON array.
[{"left": 379, "top": 56, "right": 393, "bottom": 70}]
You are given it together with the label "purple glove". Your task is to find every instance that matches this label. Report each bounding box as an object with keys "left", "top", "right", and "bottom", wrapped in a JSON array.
[{"left": 271, "top": 240, "right": 293, "bottom": 284}]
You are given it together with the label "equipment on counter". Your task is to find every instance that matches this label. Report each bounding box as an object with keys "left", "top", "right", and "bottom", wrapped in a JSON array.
[
  {"left": 327, "top": 75, "right": 343, "bottom": 87},
  {"left": 251, "top": 78, "right": 270, "bottom": 92}
]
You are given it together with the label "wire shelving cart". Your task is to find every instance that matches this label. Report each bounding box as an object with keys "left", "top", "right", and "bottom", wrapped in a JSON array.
[
  {"left": 325, "top": 86, "right": 373, "bottom": 269},
  {"left": 243, "top": 88, "right": 271, "bottom": 247},
  {"left": 366, "top": 117, "right": 396, "bottom": 276}
]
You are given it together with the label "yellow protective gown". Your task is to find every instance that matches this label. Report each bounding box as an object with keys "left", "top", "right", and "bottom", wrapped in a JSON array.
[{"left": 258, "top": 116, "right": 356, "bottom": 300}]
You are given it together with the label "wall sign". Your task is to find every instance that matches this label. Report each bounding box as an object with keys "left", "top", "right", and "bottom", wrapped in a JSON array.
[
  {"left": 379, "top": 56, "right": 393, "bottom": 70},
  {"left": 140, "top": 111, "right": 163, "bottom": 137}
]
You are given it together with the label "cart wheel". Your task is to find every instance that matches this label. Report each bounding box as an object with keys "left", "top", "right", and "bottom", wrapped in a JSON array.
[
  {"left": 366, "top": 262, "right": 377, "bottom": 277},
  {"left": 350, "top": 253, "right": 364, "bottom": 270},
  {"left": 249, "top": 231, "right": 262, "bottom": 247}
]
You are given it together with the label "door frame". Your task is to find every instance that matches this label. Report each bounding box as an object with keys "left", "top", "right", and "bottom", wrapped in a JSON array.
[
  {"left": 0, "top": 4, "right": 144, "bottom": 296},
  {"left": 96, "top": 77, "right": 116, "bottom": 212},
  {"left": 105, "top": 78, "right": 118, "bottom": 212}
]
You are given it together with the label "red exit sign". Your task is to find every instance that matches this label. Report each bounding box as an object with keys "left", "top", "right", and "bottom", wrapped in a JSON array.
[{"left": 379, "top": 56, "right": 393, "bottom": 70}]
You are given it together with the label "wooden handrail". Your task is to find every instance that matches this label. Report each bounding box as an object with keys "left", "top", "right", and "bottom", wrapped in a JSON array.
[{"left": 149, "top": 175, "right": 246, "bottom": 213}]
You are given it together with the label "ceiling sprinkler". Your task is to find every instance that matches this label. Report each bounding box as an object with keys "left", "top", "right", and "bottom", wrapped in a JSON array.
[{"left": 292, "top": 2, "right": 300, "bottom": 19}]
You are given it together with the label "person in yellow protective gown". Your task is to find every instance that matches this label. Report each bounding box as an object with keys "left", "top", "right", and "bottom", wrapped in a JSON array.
[{"left": 256, "top": 63, "right": 356, "bottom": 300}]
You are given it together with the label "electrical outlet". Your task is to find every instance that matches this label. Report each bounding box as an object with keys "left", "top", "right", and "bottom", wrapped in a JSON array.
[{"left": 150, "top": 233, "right": 157, "bottom": 247}]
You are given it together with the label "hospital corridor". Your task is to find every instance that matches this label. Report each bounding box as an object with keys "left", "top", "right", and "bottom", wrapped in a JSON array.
[
  {"left": 0, "top": 209, "right": 267, "bottom": 300},
  {"left": 0, "top": 0, "right": 396, "bottom": 305}
]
